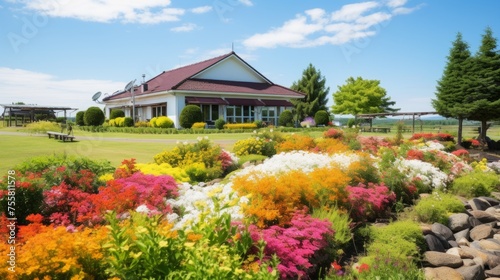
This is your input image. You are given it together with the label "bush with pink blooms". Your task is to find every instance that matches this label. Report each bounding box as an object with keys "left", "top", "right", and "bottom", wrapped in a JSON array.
[
  {"left": 250, "top": 210, "right": 335, "bottom": 279},
  {"left": 346, "top": 183, "right": 396, "bottom": 222}
]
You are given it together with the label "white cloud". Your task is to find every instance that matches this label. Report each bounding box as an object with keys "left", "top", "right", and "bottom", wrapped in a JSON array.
[
  {"left": 331, "top": 1, "right": 379, "bottom": 22},
  {"left": 13, "top": 0, "right": 185, "bottom": 24},
  {"left": 238, "top": 0, "right": 253, "bottom": 7},
  {"left": 0, "top": 67, "right": 124, "bottom": 112},
  {"left": 386, "top": 0, "right": 407, "bottom": 8},
  {"left": 191, "top": 6, "right": 212, "bottom": 14},
  {"left": 243, "top": 0, "right": 419, "bottom": 49},
  {"left": 170, "top": 23, "right": 197, "bottom": 32}
]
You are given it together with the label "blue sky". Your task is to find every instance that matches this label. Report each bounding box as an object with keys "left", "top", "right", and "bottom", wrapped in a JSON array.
[{"left": 1, "top": 0, "right": 500, "bottom": 117}]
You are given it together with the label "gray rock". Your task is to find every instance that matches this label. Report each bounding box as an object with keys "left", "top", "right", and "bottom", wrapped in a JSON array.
[
  {"left": 479, "top": 196, "right": 500, "bottom": 207},
  {"left": 470, "top": 198, "right": 493, "bottom": 211},
  {"left": 426, "top": 234, "right": 446, "bottom": 252},
  {"left": 458, "top": 237, "right": 471, "bottom": 246},
  {"left": 424, "top": 251, "right": 463, "bottom": 268},
  {"left": 471, "top": 224, "right": 495, "bottom": 241},
  {"left": 463, "top": 259, "right": 476, "bottom": 266},
  {"left": 470, "top": 216, "right": 483, "bottom": 227},
  {"left": 433, "top": 222, "right": 456, "bottom": 240},
  {"left": 480, "top": 240, "right": 500, "bottom": 251},
  {"left": 485, "top": 265, "right": 500, "bottom": 277},
  {"left": 449, "top": 213, "right": 472, "bottom": 232},
  {"left": 473, "top": 256, "right": 485, "bottom": 268},
  {"left": 471, "top": 210, "right": 498, "bottom": 223},
  {"left": 456, "top": 264, "right": 485, "bottom": 280},
  {"left": 450, "top": 240, "right": 459, "bottom": 247},
  {"left": 447, "top": 247, "right": 462, "bottom": 257},
  {"left": 424, "top": 267, "right": 465, "bottom": 280},
  {"left": 455, "top": 228, "right": 471, "bottom": 241}
]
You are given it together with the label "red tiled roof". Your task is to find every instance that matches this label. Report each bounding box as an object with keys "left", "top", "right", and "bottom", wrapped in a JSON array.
[
  {"left": 103, "top": 52, "right": 304, "bottom": 101},
  {"left": 176, "top": 79, "right": 304, "bottom": 97}
]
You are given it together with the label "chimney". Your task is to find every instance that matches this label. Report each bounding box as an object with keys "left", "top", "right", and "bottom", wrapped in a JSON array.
[{"left": 141, "top": 74, "right": 147, "bottom": 93}]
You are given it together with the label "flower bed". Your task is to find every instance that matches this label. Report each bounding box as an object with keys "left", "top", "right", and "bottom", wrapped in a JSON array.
[{"left": 1, "top": 132, "right": 497, "bottom": 279}]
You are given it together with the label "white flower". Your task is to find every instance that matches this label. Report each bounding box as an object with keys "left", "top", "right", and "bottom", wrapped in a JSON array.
[
  {"left": 136, "top": 204, "right": 150, "bottom": 214},
  {"left": 395, "top": 158, "right": 449, "bottom": 189},
  {"left": 270, "top": 129, "right": 273, "bottom": 133}
]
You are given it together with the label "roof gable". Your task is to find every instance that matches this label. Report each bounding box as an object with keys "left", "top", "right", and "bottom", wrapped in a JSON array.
[{"left": 192, "top": 55, "right": 270, "bottom": 84}]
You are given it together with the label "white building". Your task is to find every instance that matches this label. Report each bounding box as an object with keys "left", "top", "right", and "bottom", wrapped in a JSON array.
[{"left": 102, "top": 52, "right": 304, "bottom": 128}]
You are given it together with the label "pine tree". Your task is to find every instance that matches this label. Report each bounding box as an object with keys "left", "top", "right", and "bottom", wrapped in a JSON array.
[
  {"left": 290, "top": 64, "right": 329, "bottom": 122},
  {"left": 467, "top": 27, "right": 500, "bottom": 146},
  {"left": 432, "top": 32, "right": 473, "bottom": 144}
]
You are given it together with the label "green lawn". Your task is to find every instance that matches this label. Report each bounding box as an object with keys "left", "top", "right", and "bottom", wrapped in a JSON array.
[
  {"left": 1, "top": 124, "right": 498, "bottom": 176},
  {"left": 0, "top": 129, "right": 251, "bottom": 175}
]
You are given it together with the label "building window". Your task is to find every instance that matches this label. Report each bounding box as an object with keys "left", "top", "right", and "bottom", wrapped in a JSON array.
[
  {"left": 201, "top": 104, "right": 220, "bottom": 121},
  {"left": 152, "top": 105, "right": 166, "bottom": 117},
  {"left": 262, "top": 107, "right": 278, "bottom": 126},
  {"left": 226, "top": 105, "right": 254, "bottom": 123}
]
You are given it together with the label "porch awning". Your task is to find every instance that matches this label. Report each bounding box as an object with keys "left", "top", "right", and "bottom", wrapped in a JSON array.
[
  {"left": 260, "top": 99, "right": 294, "bottom": 107},
  {"left": 225, "top": 98, "right": 265, "bottom": 106},
  {"left": 185, "top": 97, "right": 228, "bottom": 105}
]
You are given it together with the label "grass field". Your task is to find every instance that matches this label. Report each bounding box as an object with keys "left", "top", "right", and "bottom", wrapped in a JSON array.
[{"left": 1, "top": 124, "right": 499, "bottom": 176}]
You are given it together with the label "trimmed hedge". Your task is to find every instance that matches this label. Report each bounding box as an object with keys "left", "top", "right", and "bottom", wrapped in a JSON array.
[
  {"left": 83, "top": 107, "right": 105, "bottom": 126},
  {"left": 110, "top": 109, "right": 125, "bottom": 120},
  {"left": 314, "top": 110, "right": 329, "bottom": 126},
  {"left": 192, "top": 122, "right": 206, "bottom": 129},
  {"left": 278, "top": 110, "right": 294, "bottom": 127},
  {"left": 76, "top": 111, "right": 85, "bottom": 126},
  {"left": 179, "top": 105, "right": 202, "bottom": 128},
  {"left": 155, "top": 116, "right": 174, "bottom": 128},
  {"left": 223, "top": 123, "right": 258, "bottom": 129}
]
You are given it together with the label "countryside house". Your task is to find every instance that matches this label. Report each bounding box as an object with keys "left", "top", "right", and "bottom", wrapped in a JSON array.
[{"left": 102, "top": 52, "right": 304, "bottom": 128}]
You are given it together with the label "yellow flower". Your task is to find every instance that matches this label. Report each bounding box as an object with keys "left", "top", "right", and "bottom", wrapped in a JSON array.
[{"left": 159, "top": 240, "right": 169, "bottom": 248}]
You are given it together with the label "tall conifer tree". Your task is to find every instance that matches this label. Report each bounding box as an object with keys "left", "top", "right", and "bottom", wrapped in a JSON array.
[
  {"left": 432, "top": 32, "right": 472, "bottom": 144},
  {"left": 467, "top": 27, "right": 500, "bottom": 145},
  {"left": 290, "top": 64, "right": 329, "bottom": 122}
]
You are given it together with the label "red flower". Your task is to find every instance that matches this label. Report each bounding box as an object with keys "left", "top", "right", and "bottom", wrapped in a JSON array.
[
  {"left": 358, "top": 263, "right": 370, "bottom": 273},
  {"left": 331, "top": 261, "right": 342, "bottom": 271}
]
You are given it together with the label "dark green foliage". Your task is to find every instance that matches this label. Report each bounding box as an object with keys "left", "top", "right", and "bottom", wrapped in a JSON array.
[
  {"left": 84, "top": 106, "right": 105, "bottom": 126},
  {"left": 76, "top": 111, "right": 85, "bottom": 126},
  {"left": 215, "top": 118, "right": 226, "bottom": 130},
  {"left": 466, "top": 27, "right": 500, "bottom": 143},
  {"left": 110, "top": 109, "right": 125, "bottom": 120},
  {"left": 123, "top": 117, "right": 134, "bottom": 127},
  {"left": 314, "top": 110, "right": 329, "bottom": 126},
  {"left": 180, "top": 105, "right": 203, "bottom": 128},
  {"left": 432, "top": 32, "right": 473, "bottom": 144},
  {"left": 278, "top": 110, "right": 294, "bottom": 127},
  {"left": 290, "top": 64, "right": 329, "bottom": 120}
]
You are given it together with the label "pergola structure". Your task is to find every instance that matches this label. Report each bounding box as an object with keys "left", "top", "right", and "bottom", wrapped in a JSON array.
[
  {"left": 0, "top": 104, "right": 78, "bottom": 127},
  {"left": 356, "top": 111, "right": 438, "bottom": 133}
]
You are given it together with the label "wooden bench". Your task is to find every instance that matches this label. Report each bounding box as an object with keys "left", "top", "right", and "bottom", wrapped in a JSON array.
[{"left": 47, "top": 131, "right": 75, "bottom": 142}]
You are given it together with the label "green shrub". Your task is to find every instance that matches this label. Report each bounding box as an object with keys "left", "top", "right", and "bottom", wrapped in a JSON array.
[
  {"left": 312, "top": 207, "right": 352, "bottom": 247},
  {"left": 356, "top": 220, "right": 425, "bottom": 278},
  {"left": 123, "top": 117, "right": 134, "bottom": 127},
  {"left": 109, "top": 109, "right": 125, "bottom": 120},
  {"left": 76, "top": 111, "right": 85, "bottom": 126},
  {"left": 84, "top": 106, "right": 105, "bottom": 126},
  {"left": 414, "top": 191, "right": 465, "bottom": 224},
  {"left": 278, "top": 110, "right": 293, "bottom": 127},
  {"left": 450, "top": 171, "right": 500, "bottom": 198},
  {"left": 215, "top": 118, "right": 226, "bottom": 130},
  {"left": 314, "top": 110, "right": 329, "bottom": 126},
  {"left": 155, "top": 116, "right": 174, "bottom": 128},
  {"left": 180, "top": 105, "right": 202, "bottom": 128}
]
